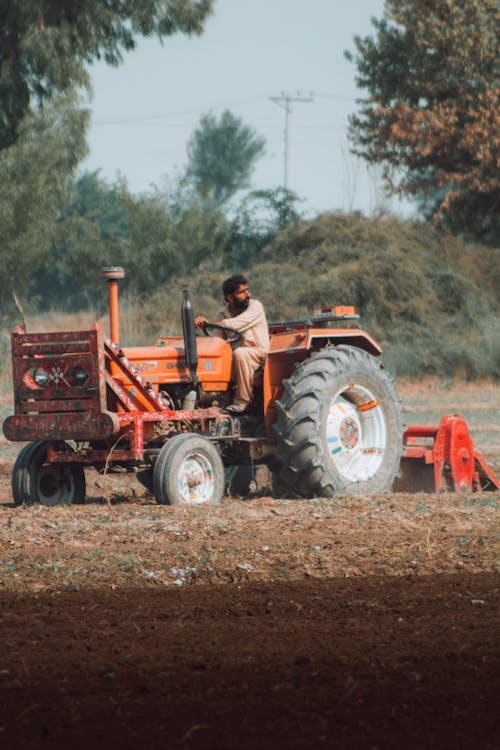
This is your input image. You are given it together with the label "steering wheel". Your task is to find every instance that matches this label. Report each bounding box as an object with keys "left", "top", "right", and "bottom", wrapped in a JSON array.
[{"left": 201, "top": 322, "right": 242, "bottom": 345}]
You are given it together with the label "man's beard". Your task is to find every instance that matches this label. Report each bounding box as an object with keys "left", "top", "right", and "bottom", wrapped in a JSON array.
[{"left": 233, "top": 297, "right": 249, "bottom": 313}]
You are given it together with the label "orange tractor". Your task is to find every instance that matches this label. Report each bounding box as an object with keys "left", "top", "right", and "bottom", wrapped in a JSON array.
[{"left": 3, "top": 268, "right": 498, "bottom": 505}]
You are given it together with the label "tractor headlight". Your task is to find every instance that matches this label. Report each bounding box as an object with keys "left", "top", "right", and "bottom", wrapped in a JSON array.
[
  {"left": 73, "top": 365, "right": 89, "bottom": 385},
  {"left": 33, "top": 368, "right": 49, "bottom": 387}
]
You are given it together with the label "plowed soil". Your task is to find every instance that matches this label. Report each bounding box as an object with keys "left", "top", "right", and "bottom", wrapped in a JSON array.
[
  {"left": 1, "top": 575, "right": 498, "bottom": 750},
  {"left": 0, "top": 465, "right": 499, "bottom": 749},
  {"left": 0, "top": 378, "right": 499, "bottom": 748}
]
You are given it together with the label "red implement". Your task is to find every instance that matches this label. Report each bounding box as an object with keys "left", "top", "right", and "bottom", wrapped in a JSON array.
[{"left": 399, "top": 414, "right": 499, "bottom": 493}]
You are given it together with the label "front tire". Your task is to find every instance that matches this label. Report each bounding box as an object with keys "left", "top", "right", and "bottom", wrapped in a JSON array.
[
  {"left": 153, "top": 433, "right": 224, "bottom": 505},
  {"left": 273, "top": 346, "right": 403, "bottom": 496},
  {"left": 12, "top": 441, "right": 86, "bottom": 506}
]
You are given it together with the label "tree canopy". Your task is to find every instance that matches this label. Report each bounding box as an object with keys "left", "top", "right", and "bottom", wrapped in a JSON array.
[
  {"left": 0, "top": 0, "right": 213, "bottom": 149},
  {"left": 225, "top": 188, "right": 302, "bottom": 267},
  {"left": 186, "top": 110, "right": 266, "bottom": 208},
  {"left": 346, "top": 0, "right": 499, "bottom": 242},
  {"left": 0, "top": 92, "right": 88, "bottom": 318},
  {"left": 31, "top": 171, "right": 233, "bottom": 313}
]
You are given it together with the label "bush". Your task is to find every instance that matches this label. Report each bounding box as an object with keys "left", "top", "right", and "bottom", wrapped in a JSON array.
[{"left": 30, "top": 211, "right": 497, "bottom": 381}]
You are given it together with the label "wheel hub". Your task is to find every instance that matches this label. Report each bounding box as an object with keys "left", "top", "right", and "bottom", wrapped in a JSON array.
[
  {"left": 186, "top": 466, "right": 204, "bottom": 488},
  {"left": 339, "top": 416, "right": 360, "bottom": 450},
  {"left": 37, "top": 465, "right": 75, "bottom": 506},
  {"left": 178, "top": 454, "right": 215, "bottom": 503},
  {"left": 326, "top": 383, "right": 387, "bottom": 483}
]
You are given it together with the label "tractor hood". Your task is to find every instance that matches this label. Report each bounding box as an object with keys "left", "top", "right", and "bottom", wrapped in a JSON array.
[{"left": 120, "top": 336, "right": 232, "bottom": 389}]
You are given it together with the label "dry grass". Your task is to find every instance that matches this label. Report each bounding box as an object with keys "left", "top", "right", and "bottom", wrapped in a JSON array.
[{"left": 0, "top": 490, "right": 498, "bottom": 592}]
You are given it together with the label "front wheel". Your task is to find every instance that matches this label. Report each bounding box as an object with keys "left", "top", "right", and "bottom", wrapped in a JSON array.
[
  {"left": 273, "top": 346, "right": 403, "bottom": 496},
  {"left": 153, "top": 433, "right": 224, "bottom": 505},
  {"left": 12, "top": 441, "right": 86, "bottom": 506}
]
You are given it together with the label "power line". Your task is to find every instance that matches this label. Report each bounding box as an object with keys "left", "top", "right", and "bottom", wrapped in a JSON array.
[{"left": 269, "top": 91, "right": 314, "bottom": 190}]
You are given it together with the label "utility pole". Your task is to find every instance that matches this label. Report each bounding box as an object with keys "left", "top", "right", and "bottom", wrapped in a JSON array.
[{"left": 270, "top": 91, "right": 314, "bottom": 190}]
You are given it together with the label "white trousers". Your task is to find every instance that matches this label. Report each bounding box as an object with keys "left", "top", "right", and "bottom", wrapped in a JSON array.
[{"left": 231, "top": 347, "right": 266, "bottom": 407}]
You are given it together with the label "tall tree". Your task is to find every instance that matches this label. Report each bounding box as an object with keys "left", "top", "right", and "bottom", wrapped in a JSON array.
[
  {"left": 346, "top": 0, "right": 499, "bottom": 242},
  {"left": 0, "top": 0, "right": 213, "bottom": 149},
  {"left": 0, "top": 92, "right": 88, "bottom": 319},
  {"left": 119, "top": 182, "right": 231, "bottom": 295},
  {"left": 227, "top": 188, "right": 302, "bottom": 267},
  {"left": 34, "top": 172, "right": 232, "bottom": 310},
  {"left": 186, "top": 110, "right": 266, "bottom": 208},
  {"left": 33, "top": 171, "right": 129, "bottom": 310}
]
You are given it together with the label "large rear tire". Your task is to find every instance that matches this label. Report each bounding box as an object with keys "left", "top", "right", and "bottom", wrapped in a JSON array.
[
  {"left": 153, "top": 433, "right": 224, "bottom": 505},
  {"left": 12, "top": 441, "right": 86, "bottom": 506},
  {"left": 273, "top": 346, "right": 403, "bottom": 497}
]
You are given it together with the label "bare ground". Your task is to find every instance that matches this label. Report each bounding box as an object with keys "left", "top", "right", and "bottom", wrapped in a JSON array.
[
  {"left": 0, "top": 379, "right": 499, "bottom": 748},
  {"left": 0, "top": 465, "right": 498, "bottom": 749},
  {"left": 1, "top": 575, "right": 498, "bottom": 750}
]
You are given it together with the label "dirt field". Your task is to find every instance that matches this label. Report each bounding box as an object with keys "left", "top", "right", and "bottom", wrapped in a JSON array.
[{"left": 0, "top": 380, "right": 499, "bottom": 748}]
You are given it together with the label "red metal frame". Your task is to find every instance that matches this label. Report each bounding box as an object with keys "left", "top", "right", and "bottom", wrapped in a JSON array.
[
  {"left": 403, "top": 414, "right": 499, "bottom": 492},
  {"left": 4, "top": 325, "right": 227, "bottom": 464}
]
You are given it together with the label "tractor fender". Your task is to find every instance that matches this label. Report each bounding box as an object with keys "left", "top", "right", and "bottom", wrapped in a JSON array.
[
  {"left": 268, "top": 328, "right": 382, "bottom": 357},
  {"left": 263, "top": 331, "right": 383, "bottom": 440}
]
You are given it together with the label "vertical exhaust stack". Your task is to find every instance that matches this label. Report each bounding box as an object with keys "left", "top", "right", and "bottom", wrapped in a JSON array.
[
  {"left": 100, "top": 267, "right": 125, "bottom": 345},
  {"left": 181, "top": 286, "right": 198, "bottom": 384}
]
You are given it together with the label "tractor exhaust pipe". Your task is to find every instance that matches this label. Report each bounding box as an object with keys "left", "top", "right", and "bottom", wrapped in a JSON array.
[
  {"left": 181, "top": 285, "right": 198, "bottom": 384},
  {"left": 100, "top": 267, "right": 125, "bottom": 344}
]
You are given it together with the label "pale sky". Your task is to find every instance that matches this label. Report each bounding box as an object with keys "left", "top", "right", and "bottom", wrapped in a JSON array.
[{"left": 82, "top": 0, "right": 412, "bottom": 218}]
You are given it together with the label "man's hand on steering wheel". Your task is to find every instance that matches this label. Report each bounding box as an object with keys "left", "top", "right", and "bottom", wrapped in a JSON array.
[{"left": 200, "top": 321, "right": 243, "bottom": 345}]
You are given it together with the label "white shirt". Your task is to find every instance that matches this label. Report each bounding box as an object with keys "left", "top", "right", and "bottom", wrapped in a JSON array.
[{"left": 216, "top": 299, "right": 269, "bottom": 352}]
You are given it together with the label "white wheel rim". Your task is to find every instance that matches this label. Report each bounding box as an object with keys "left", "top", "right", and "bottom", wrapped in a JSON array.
[
  {"left": 326, "top": 383, "right": 387, "bottom": 483},
  {"left": 177, "top": 451, "right": 216, "bottom": 504},
  {"left": 37, "top": 466, "right": 76, "bottom": 506}
]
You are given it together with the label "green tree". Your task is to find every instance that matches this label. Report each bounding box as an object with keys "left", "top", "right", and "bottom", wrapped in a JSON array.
[
  {"left": 227, "top": 187, "right": 302, "bottom": 267},
  {"left": 0, "top": 0, "right": 213, "bottom": 149},
  {"left": 186, "top": 110, "right": 266, "bottom": 208},
  {"left": 0, "top": 92, "right": 88, "bottom": 319},
  {"left": 34, "top": 172, "right": 232, "bottom": 310},
  {"left": 108, "top": 180, "right": 231, "bottom": 296},
  {"left": 33, "top": 171, "right": 129, "bottom": 310},
  {"left": 346, "top": 0, "right": 499, "bottom": 242}
]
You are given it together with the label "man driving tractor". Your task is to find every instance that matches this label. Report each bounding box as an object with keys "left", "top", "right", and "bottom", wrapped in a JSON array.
[{"left": 195, "top": 274, "right": 269, "bottom": 414}]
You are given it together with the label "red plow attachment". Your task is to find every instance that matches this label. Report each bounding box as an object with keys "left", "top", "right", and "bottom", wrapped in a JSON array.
[{"left": 395, "top": 414, "right": 499, "bottom": 493}]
